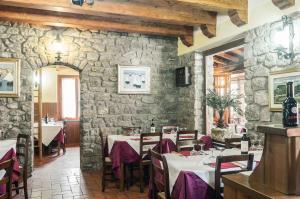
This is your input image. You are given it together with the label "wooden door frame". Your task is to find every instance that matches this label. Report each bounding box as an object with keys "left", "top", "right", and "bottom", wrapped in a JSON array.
[{"left": 202, "top": 38, "right": 245, "bottom": 134}]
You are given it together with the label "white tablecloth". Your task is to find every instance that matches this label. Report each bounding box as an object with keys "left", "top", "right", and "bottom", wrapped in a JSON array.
[
  {"left": 34, "top": 121, "right": 63, "bottom": 146},
  {"left": 164, "top": 148, "right": 262, "bottom": 193},
  {"left": 0, "top": 139, "right": 16, "bottom": 159},
  {"left": 107, "top": 133, "right": 204, "bottom": 154}
]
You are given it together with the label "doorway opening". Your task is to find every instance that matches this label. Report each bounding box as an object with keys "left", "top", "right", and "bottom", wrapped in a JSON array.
[
  {"left": 204, "top": 41, "right": 246, "bottom": 135},
  {"left": 33, "top": 65, "right": 80, "bottom": 164}
]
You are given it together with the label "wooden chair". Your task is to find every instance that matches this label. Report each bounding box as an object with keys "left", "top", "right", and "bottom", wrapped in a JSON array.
[
  {"left": 149, "top": 149, "right": 171, "bottom": 199},
  {"left": 122, "top": 126, "right": 141, "bottom": 135},
  {"left": 176, "top": 130, "right": 198, "bottom": 152},
  {"left": 13, "top": 134, "right": 29, "bottom": 199},
  {"left": 58, "top": 121, "right": 67, "bottom": 155},
  {"left": 224, "top": 138, "right": 242, "bottom": 149},
  {"left": 138, "top": 132, "right": 162, "bottom": 193},
  {"left": 99, "top": 130, "right": 124, "bottom": 192},
  {"left": 0, "top": 159, "right": 14, "bottom": 199},
  {"left": 215, "top": 154, "right": 254, "bottom": 197},
  {"left": 161, "top": 125, "right": 177, "bottom": 134}
]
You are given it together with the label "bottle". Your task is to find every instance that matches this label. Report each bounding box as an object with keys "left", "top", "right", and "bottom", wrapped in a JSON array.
[
  {"left": 241, "top": 133, "right": 249, "bottom": 154},
  {"left": 150, "top": 119, "right": 155, "bottom": 133},
  {"left": 45, "top": 113, "right": 48, "bottom": 124},
  {"left": 282, "top": 82, "right": 299, "bottom": 127}
]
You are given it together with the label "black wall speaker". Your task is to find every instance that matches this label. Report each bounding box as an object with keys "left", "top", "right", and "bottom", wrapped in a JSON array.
[{"left": 175, "top": 67, "right": 191, "bottom": 87}]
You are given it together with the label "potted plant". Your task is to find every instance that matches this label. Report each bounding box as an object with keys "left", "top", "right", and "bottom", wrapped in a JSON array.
[{"left": 205, "top": 89, "right": 243, "bottom": 141}]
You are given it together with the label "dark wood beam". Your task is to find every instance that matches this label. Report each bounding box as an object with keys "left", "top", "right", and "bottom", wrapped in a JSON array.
[
  {"left": 228, "top": 9, "right": 247, "bottom": 27},
  {"left": 226, "top": 51, "right": 243, "bottom": 61},
  {"left": 0, "top": 0, "right": 217, "bottom": 26},
  {"left": 0, "top": 7, "right": 193, "bottom": 39},
  {"left": 135, "top": 0, "right": 247, "bottom": 12},
  {"left": 272, "top": 0, "right": 295, "bottom": 9},
  {"left": 218, "top": 52, "right": 240, "bottom": 63},
  {"left": 180, "top": 34, "right": 193, "bottom": 47},
  {"left": 200, "top": 24, "right": 216, "bottom": 38}
]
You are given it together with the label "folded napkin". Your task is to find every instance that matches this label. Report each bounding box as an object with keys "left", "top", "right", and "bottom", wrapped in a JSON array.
[
  {"left": 130, "top": 137, "right": 152, "bottom": 141},
  {"left": 179, "top": 151, "right": 191, "bottom": 156},
  {"left": 210, "top": 162, "right": 238, "bottom": 169}
]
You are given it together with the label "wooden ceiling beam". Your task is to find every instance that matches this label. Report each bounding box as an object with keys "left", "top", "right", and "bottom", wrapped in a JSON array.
[
  {"left": 228, "top": 9, "right": 247, "bottom": 27},
  {"left": 135, "top": 0, "right": 247, "bottom": 12},
  {"left": 200, "top": 24, "right": 216, "bottom": 38},
  {"left": 218, "top": 52, "right": 240, "bottom": 63},
  {"left": 272, "top": 0, "right": 295, "bottom": 10},
  {"left": 0, "top": 0, "right": 216, "bottom": 27},
  {"left": 0, "top": 8, "right": 193, "bottom": 39}
]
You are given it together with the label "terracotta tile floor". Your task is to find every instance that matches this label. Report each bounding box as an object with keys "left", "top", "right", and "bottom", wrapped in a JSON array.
[{"left": 14, "top": 147, "right": 148, "bottom": 199}]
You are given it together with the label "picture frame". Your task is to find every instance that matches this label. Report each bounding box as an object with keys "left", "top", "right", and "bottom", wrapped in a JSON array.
[
  {"left": 269, "top": 68, "right": 300, "bottom": 111},
  {"left": 118, "top": 65, "right": 150, "bottom": 94},
  {"left": 0, "top": 58, "right": 20, "bottom": 97}
]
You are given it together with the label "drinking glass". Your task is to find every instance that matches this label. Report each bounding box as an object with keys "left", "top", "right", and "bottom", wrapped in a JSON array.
[
  {"left": 216, "top": 146, "right": 226, "bottom": 156},
  {"left": 209, "top": 148, "right": 215, "bottom": 158},
  {"left": 250, "top": 136, "right": 257, "bottom": 151},
  {"left": 199, "top": 143, "right": 205, "bottom": 152}
]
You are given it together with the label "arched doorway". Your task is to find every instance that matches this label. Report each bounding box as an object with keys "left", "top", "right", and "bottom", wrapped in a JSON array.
[{"left": 32, "top": 63, "right": 81, "bottom": 164}]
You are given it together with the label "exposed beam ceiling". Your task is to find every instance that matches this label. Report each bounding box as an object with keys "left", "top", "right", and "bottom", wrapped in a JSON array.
[
  {"left": 0, "top": 0, "right": 251, "bottom": 47},
  {"left": 0, "top": 7, "right": 193, "bottom": 38}
]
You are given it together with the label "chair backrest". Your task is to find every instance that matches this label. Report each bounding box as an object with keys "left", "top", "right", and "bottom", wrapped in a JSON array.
[
  {"left": 215, "top": 154, "right": 254, "bottom": 195},
  {"left": 16, "top": 134, "right": 29, "bottom": 179},
  {"left": 139, "top": 132, "right": 162, "bottom": 159},
  {"left": 99, "top": 130, "right": 106, "bottom": 163},
  {"left": 149, "top": 149, "right": 171, "bottom": 199},
  {"left": 161, "top": 125, "right": 177, "bottom": 134},
  {"left": 0, "top": 159, "right": 14, "bottom": 199},
  {"left": 122, "top": 126, "right": 141, "bottom": 135},
  {"left": 224, "top": 138, "right": 242, "bottom": 149},
  {"left": 176, "top": 130, "right": 198, "bottom": 152}
]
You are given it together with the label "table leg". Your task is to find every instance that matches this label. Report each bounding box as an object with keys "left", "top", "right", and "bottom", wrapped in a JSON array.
[{"left": 120, "top": 162, "right": 124, "bottom": 191}]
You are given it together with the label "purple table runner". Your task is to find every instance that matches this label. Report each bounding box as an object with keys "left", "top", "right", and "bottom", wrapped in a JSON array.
[
  {"left": 0, "top": 148, "right": 20, "bottom": 195},
  {"left": 171, "top": 171, "right": 218, "bottom": 199},
  {"left": 109, "top": 138, "right": 176, "bottom": 178}
]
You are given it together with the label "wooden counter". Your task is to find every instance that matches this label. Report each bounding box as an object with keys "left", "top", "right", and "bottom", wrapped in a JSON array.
[
  {"left": 223, "top": 173, "right": 300, "bottom": 199},
  {"left": 250, "top": 125, "right": 300, "bottom": 195}
]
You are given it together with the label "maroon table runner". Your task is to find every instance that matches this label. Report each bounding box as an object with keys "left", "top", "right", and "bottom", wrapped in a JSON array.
[
  {"left": 53, "top": 129, "right": 64, "bottom": 144},
  {"left": 0, "top": 148, "right": 20, "bottom": 195},
  {"left": 109, "top": 138, "right": 176, "bottom": 178},
  {"left": 171, "top": 171, "right": 218, "bottom": 199}
]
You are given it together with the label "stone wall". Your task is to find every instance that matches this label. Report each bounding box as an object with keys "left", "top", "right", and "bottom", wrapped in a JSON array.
[
  {"left": 0, "top": 21, "right": 179, "bottom": 171},
  {"left": 244, "top": 16, "right": 300, "bottom": 135},
  {"left": 177, "top": 52, "right": 205, "bottom": 133}
]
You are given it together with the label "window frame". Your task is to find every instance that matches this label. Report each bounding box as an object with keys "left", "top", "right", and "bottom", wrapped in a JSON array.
[{"left": 57, "top": 75, "right": 80, "bottom": 121}]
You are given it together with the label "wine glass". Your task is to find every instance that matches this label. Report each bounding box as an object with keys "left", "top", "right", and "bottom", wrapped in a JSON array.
[
  {"left": 209, "top": 147, "right": 215, "bottom": 158},
  {"left": 216, "top": 146, "right": 226, "bottom": 156},
  {"left": 250, "top": 135, "right": 257, "bottom": 151},
  {"left": 257, "top": 134, "right": 264, "bottom": 151}
]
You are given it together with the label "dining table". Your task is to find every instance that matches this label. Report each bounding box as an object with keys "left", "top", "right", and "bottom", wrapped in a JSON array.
[
  {"left": 34, "top": 121, "right": 64, "bottom": 146},
  {"left": 0, "top": 139, "right": 20, "bottom": 195},
  {"left": 106, "top": 133, "right": 208, "bottom": 178},
  {"left": 162, "top": 148, "right": 262, "bottom": 199}
]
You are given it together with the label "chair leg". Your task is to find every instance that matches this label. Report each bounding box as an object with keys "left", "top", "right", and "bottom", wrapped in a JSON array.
[
  {"left": 139, "top": 164, "right": 144, "bottom": 193},
  {"left": 101, "top": 166, "right": 106, "bottom": 192},
  {"left": 14, "top": 181, "right": 19, "bottom": 194},
  {"left": 119, "top": 163, "right": 124, "bottom": 192},
  {"left": 125, "top": 165, "right": 130, "bottom": 190},
  {"left": 58, "top": 142, "right": 61, "bottom": 156},
  {"left": 24, "top": 178, "right": 28, "bottom": 199},
  {"left": 63, "top": 143, "right": 66, "bottom": 154}
]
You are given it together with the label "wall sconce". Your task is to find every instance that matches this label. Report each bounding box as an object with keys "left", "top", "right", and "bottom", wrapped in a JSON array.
[
  {"left": 272, "top": 15, "right": 298, "bottom": 62},
  {"left": 33, "top": 70, "right": 40, "bottom": 89},
  {"left": 51, "top": 34, "right": 66, "bottom": 62}
]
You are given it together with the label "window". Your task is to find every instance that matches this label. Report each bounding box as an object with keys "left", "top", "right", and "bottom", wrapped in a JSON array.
[{"left": 58, "top": 76, "right": 79, "bottom": 120}]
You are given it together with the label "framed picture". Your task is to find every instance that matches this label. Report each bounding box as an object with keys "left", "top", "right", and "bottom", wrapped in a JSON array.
[
  {"left": 118, "top": 65, "right": 150, "bottom": 94},
  {"left": 269, "top": 68, "right": 300, "bottom": 111},
  {"left": 0, "top": 58, "right": 20, "bottom": 97}
]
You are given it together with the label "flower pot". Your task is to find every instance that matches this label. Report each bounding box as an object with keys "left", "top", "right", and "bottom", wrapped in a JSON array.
[{"left": 211, "top": 128, "right": 231, "bottom": 142}]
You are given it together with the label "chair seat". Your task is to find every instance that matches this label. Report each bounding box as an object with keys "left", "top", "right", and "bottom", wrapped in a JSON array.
[
  {"left": 158, "top": 192, "right": 166, "bottom": 199},
  {"left": 105, "top": 157, "right": 112, "bottom": 164},
  {"left": 141, "top": 159, "right": 151, "bottom": 165}
]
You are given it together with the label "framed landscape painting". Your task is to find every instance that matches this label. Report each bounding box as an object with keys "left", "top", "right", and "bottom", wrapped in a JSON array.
[
  {"left": 0, "top": 58, "right": 20, "bottom": 97},
  {"left": 269, "top": 69, "right": 300, "bottom": 111},
  {"left": 118, "top": 65, "right": 150, "bottom": 94}
]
